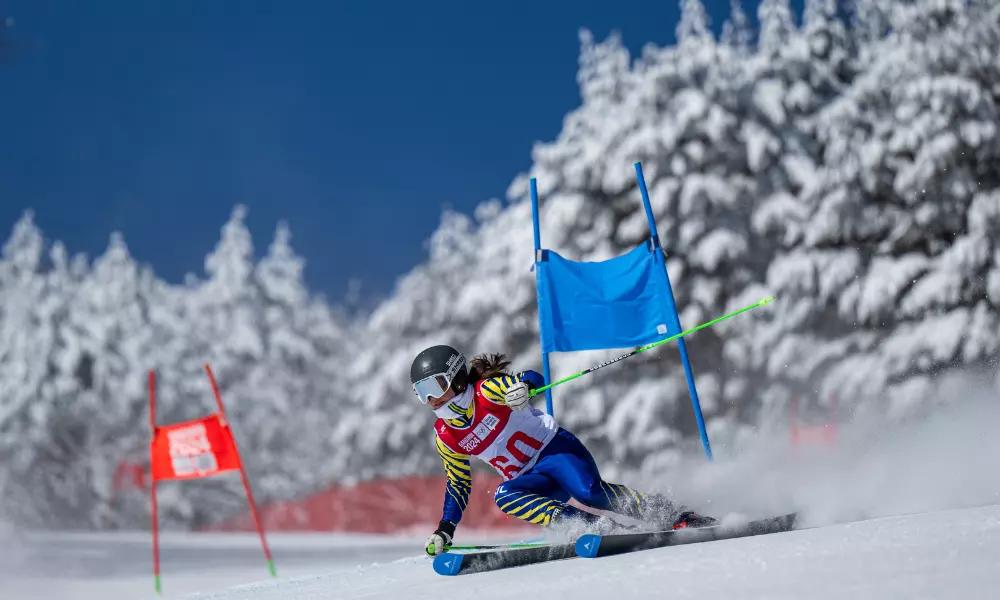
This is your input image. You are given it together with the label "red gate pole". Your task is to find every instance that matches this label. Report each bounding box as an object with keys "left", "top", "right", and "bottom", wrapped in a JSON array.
[
  {"left": 148, "top": 370, "right": 162, "bottom": 594},
  {"left": 203, "top": 364, "right": 277, "bottom": 577}
]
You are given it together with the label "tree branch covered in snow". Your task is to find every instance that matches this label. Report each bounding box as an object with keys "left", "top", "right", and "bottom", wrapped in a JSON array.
[{"left": 0, "top": 208, "right": 354, "bottom": 528}]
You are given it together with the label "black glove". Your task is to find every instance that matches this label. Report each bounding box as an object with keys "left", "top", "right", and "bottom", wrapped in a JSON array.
[{"left": 425, "top": 520, "right": 456, "bottom": 556}]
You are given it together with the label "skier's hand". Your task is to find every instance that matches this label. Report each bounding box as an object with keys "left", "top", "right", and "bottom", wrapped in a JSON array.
[
  {"left": 425, "top": 531, "right": 452, "bottom": 556},
  {"left": 425, "top": 521, "right": 455, "bottom": 556},
  {"left": 504, "top": 381, "right": 531, "bottom": 410}
]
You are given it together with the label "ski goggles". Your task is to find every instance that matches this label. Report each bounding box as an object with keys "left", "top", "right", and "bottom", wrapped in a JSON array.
[
  {"left": 412, "top": 351, "right": 466, "bottom": 404},
  {"left": 413, "top": 373, "right": 454, "bottom": 404}
]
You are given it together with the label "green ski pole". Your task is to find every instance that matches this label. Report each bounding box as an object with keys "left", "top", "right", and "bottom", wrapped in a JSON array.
[
  {"left": 529, "top": 296, "right": 774, "bottom": 398},
  {"left": 448, "top": 541, "right": 549, "bottom": 551}
]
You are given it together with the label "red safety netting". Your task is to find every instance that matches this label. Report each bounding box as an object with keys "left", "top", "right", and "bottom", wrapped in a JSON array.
[
  {"left": 789, "top": 394, "right": 839, "bottom": 448},
  {"left": 209, "top": 474, "right": 534, "bottom": 534}
]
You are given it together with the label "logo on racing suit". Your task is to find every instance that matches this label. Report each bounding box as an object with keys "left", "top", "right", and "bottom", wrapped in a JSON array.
[
  {"left": 458, "top": 432, "right": 480, "bottom": 452},
  {"left": 457, "top": 413, "right": 502, "bottom": 453}
]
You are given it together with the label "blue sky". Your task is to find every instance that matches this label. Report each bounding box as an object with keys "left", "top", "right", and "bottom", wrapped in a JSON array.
[{"left": 0, "top": 1, "right": 801, "bottom": 304}]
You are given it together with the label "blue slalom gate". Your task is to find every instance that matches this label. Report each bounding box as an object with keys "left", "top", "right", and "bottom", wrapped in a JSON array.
[{"left": 530, "top": 162, "right": 712, "bottom": 460}]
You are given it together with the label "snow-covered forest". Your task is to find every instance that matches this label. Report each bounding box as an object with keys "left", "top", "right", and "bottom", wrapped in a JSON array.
[
  {"left": 0, "top": 207, "right": 355, "bottom": 527},
  {"left": 1, "top": 0, "right": 998, "bottom": 529}
]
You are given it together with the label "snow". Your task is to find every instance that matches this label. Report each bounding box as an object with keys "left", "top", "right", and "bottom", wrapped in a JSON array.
[
  {"left": 8, "top": 506, "right": 996, "bottom": 599},
  {"left": 0, "top": 530, "right": 424, "bottom": 600},
  {"left": 228, "top": 506, "right": 1000, "bottom": 600},
  {"left": 5, "top": 504, "right": 997, "bottom": 600},
  {"left": 754, "top": 79, "right": 787, "bottom": 126},
  {"left": 720, "top": 0, "right": 751, "bottom": 50},
  {"left": 676, "top": 0, "right": 711, "bottom": 47},
  {"left": 757, "top": 0, "right": 796, "bottom": 57},
  {"left": 692, "top": 229, "right": 748, "bottom": 272}
]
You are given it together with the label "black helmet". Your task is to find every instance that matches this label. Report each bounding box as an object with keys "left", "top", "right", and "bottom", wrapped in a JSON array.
[{"left": 410, "top": 345, "right": 469, "bottom": 404}]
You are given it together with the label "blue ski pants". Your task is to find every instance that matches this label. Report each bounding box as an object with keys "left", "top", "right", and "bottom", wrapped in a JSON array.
[{"left": 493, "top": 428, "right": 667, "bottom": 526}]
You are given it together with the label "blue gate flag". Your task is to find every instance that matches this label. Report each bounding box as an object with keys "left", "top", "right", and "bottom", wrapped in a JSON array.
[{"left": 536, "top": 242, "right": 681, "bottom": 353}]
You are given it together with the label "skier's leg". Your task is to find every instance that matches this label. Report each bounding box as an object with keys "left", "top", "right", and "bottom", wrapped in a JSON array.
[
  {"left": 494, "top": 470, "right": 600, "bottom": 526},
  {"left": 534, "top": 429, "right": 677, "bottom": 523}
]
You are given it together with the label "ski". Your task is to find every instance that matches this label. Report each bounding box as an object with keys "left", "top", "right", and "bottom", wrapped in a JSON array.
[
  {"left": 432, "top": 541, "right": 577, "bottom": 576},
  {"left": 433, "top": 513, "right": 796, "bottom": 574},
  {"left": 575, "top": 512, "right": 798, "bottom": 558}
]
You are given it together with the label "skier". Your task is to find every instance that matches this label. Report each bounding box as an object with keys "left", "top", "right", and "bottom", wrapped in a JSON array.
[{"left": 412, "top": 345, "right": 715, "bottom": 556}]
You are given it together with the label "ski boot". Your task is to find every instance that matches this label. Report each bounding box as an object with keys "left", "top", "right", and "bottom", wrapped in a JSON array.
[{"left": 670, "top": 509, "right": 718, "bottom": 530}]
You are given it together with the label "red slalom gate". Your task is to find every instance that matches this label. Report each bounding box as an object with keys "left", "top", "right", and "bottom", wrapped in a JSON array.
[{"left": 148, "top": 365, "right": 275, "bottom": 594}]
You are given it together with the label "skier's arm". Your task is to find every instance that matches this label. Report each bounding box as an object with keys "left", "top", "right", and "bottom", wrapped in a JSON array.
[
  {"left": 435, "top": 435, "right": 472, "bottom": 528},
  {"left": 479, "top": 370, "right": 545, "bottom": 409}
]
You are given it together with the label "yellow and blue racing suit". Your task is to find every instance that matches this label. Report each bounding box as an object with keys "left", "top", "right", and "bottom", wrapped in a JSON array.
[{"left": 435, "top": 370, "right": 674, "bottom": 530}]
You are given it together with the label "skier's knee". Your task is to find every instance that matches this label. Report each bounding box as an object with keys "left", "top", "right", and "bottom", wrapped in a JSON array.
[
  {"left": 494, "top": 483, "right": 517, "bottom": 507},
  {"left": 574, "top": 481, "right": 612, "bottom": 510},
  {"left": 494, "top": 485, "right": 533, "bottom": 514}
]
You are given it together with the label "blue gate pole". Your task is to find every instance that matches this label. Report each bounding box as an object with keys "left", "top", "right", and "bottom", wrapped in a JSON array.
[
  {"left": 634, "top": 162, "right": 713, "bottom": 460},
  {"left": 530, "top": 178, "right": 555, "bottom": 416}
]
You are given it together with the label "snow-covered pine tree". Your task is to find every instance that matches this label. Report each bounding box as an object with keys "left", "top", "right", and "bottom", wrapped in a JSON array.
[
  {"left": 721, "top": 0, "right": 752, "bottom": 52},
  {"left": 253, "top": 221, "right": 351, "bottom": 495},
  {"left": 748, "top": 0, "right": 1000, "bottom": 419},
  {"left": 42, "top": 233, "right": 161, "bottom": 527},
  {"left": 757, "top": 0, "right": 796, "bottom": 57},
  {"left": 850, "top": 0, "right": 893, "bottom": 49},
  {"left": 677, "top": 0, "right": 711, "bottom": 48},
  {"left": 0, "top": 213, "right": 64, "bottom": 522},
  {"left": 0, "top": 206, "right": 358, "bottom": 527}
]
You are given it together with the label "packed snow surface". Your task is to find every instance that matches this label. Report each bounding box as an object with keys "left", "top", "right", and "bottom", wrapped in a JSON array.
[
  {"left": 3, "top": 504, "right": 999, "bottom": 599},
  {"left": 192, "top": 506, "right": 1000, "bottom": 600}
]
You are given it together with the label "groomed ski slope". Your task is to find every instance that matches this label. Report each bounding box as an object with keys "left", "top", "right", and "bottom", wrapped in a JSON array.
[
  {"left": 5, "top": 398, "right": 997, "bottom": 600},
  {"left": 190, "top": 504, "right": 1000, "bottom": 600}
]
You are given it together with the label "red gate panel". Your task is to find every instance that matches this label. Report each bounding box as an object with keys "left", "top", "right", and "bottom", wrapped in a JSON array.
[{"left": 151, "top": 413, "right": 240, "bottom": 481}]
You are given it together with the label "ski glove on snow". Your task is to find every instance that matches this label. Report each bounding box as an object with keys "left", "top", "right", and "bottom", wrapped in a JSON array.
[
  {"left": 504, "top": 381, "right": 531, "bottom": 410},
  {"left": 425, "top": 520, "right": 456, "bottom": 556}
]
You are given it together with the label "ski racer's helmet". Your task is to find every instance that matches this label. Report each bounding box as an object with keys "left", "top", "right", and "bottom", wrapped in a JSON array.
[{"left": 410, "top": 345, "right": 469, "bottom": 404}]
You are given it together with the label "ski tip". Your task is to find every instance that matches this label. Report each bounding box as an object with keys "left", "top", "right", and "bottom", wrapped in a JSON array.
[
  {"left": 432, "top": 552, "right": 465, "bottom": 576},
  {"left": 575, "top": 534, "right": 602, "bottom": 558}
]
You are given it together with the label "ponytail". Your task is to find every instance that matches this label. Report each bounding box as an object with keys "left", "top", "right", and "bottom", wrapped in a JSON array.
[{"left": 468, "top": 353, "right": 512, "bottom": 381}]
